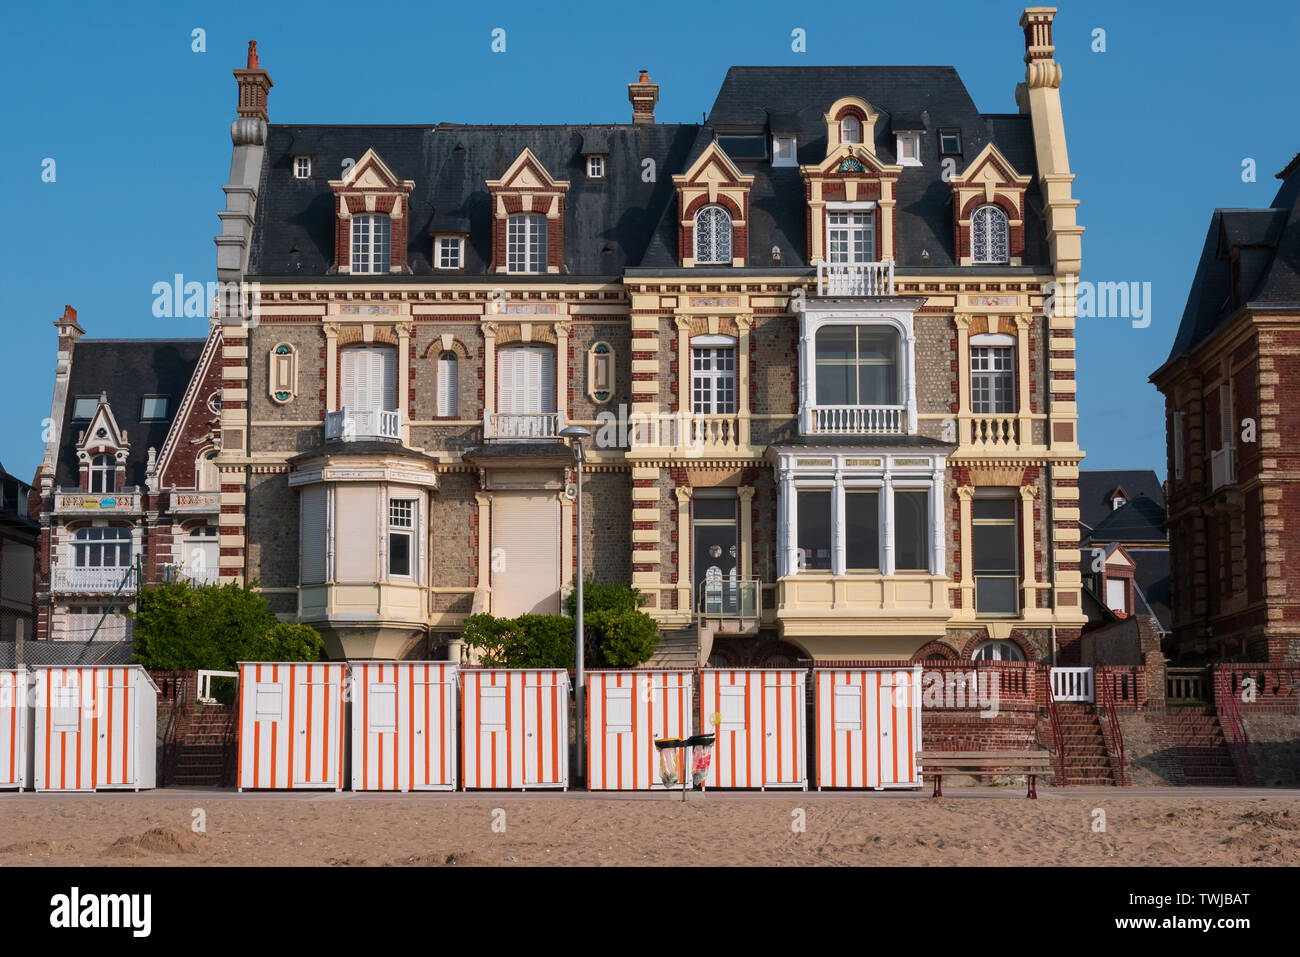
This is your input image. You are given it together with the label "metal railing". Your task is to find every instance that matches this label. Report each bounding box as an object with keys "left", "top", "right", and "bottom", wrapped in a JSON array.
[
  {"left": 163, "top": 562, "right": 221, "bottom": 587},
  {"left": 51, "top": 565, "right": 137, "bottom": 594},
  {"left": 1210, "top": 446, "right": 1236, "bottom": 490},
  {"left": 697, "top": 579, "right": 761, "bottom": 619},
  {"left": 484, "top": 411, "right": 564, "bottom": 440},
  {"left": 810, "top": 404, "right": 905, "bottom": 435},
  {"left": 325, "top": 406, "right": 402, "bottom": 442},
  {"left": 1044, "top": 684, "right": 1067, "bottom": 786},
  {"left": 816, "top": 260, "right": 895, "bottom": 296},
  {"left": 1050, "top": 666, "right": 1095, "bottom": 703},
  {"left": 1096, "top": 679, "right": 1130, "bottom": 786}
]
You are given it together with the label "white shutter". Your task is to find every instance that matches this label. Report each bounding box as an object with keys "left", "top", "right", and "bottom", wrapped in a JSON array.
[
  {"left": 498, "top": 345, "right": 555, "bottom": 414},
  {"left": 341, "top": 347, "right": 396, "bottom": 413},
  {"left": 437, "top": 354, "right": 458, "bottom": 417},
  {"left": 498, "top": 348, "right": 520, "bottom": 414},
  {"left": 491, "top": 491, "right": 560, "bottom": 615},
  {"left": 335, "top": 485, "right": 378, "bottom": 582},
  {"left": 341, "top": 349, "right": 361, "bottom": 412},
  {"left": 300, "top": 485, "right": 327, "bottom": 584},
  {"left": 380, "top": 347, "right": 397, "bottom": 411},
  {"left": 538, "top": 347, "right": 556, "bottom": 414},
  {"left": 1105, "top": 578, "right": 1126, "bottom": 613}
]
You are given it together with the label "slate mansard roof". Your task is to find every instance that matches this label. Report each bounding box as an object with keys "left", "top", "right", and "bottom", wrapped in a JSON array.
[
  {"left": 1077, "top": 469, "right": 1166, "bottom": 537},
  {"left": 248, "top": 66, "right": 1047, "bottom": 278},
  {"left": 1160, "top": 159, "right": 1300, "bottom": 367},
  {"left": 56, "top": 339, "right": 205, "bottom": 490}
]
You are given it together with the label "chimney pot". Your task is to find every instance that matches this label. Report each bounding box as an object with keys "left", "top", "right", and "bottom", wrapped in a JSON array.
[
  {"left": 247, "top": 40, "right": 259, "bottom": 69},
  {"left": 233, "top": 39, "right": 273, "bottom": 124}
]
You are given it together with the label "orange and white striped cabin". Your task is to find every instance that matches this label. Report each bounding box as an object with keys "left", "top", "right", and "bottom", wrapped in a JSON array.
[
  {"left": 237, "top": 662, "right": 345, "bottom": 791},
  {"left": 814, "top": 667, "right": 923, "bottom": 790},
  {"left": 461, "top": 669, "right": 568, "bottom": 790},
  {"left": 31, "top": 665, "right": 159, "bottom": 792},
  {"left": 0, "top": 669, "right": 28, "bottom": 790},
  {"left": 699, "top": 668, "right": 807, "bottom": 790},
  {"left": 350, "top": 661, "right": 458, "bottom": 791},
  {"left": 586, "top": 670, "right": 694, "bottom": 791}
]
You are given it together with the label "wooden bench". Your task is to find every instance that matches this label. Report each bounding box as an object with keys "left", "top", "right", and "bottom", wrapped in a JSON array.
[{"left": 916, "top": 750, "right": 1054, "bottom": 799}]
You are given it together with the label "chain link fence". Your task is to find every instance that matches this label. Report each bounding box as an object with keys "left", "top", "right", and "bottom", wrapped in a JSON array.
[{"left": 0, "top": 640, "right": 134, "bottom": 668}]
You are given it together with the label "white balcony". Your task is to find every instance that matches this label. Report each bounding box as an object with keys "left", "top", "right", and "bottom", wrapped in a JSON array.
[
  {"left": 53, "top": 490, "right": 142, "bottom": 515},
  {"left": 51, "top": 565, "right": 136, "bottom": 594},
  {"left": 325, "top": 407, "right": 402, "bottom": 442},
  {"left": 967, "top": 415, "right": 1019, "bottom": 450},
  {"left": 809, "top": 404, "right": 905, "bottom": 435},
  {"left": 816, "top": 260, "right": 895, "bottom": 297},
  {"left": 1210, "top": 446, "right": 1235, "bottom": 490},
  {"left": 626, "top": 412, "right": 744, "bottom": 451},
  {"left": 484, "top": 411, "right": 564, "bottom": 441},
  {"left": 163, "top": 562, "right": 221, "bottom": 587}
]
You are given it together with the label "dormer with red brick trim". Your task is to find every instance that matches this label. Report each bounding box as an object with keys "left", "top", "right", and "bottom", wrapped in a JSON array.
[
  {"left": 328, "top": 148, "right": 416, "bottom": 275},
  {"left": 485, "top": 148, "right": 570, "bottom": 274},
  {"left": 823, "top": 96, "right": 877, "bottom": 155},
  {"left": 76, "top": 396, "right": 130, "bottom": 494},
  {"left": 800, "top": 141, "right": 902, "bottom": 264},
  {"left": 672, "top": 142, "right": 755, "bottom": 268},
  {"left": 949, "top": 142, "right": 1033, "bottom": 266}
]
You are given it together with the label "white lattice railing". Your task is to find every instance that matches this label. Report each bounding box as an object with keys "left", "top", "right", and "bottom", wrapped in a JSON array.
[
  {"left": 325, "top": 407, "right": 402, "bottom": 441},
  {"left": 810, "top": 405, "right": 905, "bottom": 435},
  {"left": 816, "top": 260, "right": 895, "bottom": 296},
  {"left": 51, "top": 566, "right": 136, "bottom": 594},
  {"left": 484, "top": 411, "right": 563, "bottom": 440}
]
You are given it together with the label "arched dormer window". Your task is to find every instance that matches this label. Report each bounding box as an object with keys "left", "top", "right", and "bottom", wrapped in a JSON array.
[
  {"left": 351, "top": 213, "right": 392, "bottom": 273},
  {"left": 971, "top": 205, "right": 1009, "bottom": 265},
  {"left": 840, "top": 115, "right": 862, "bottom": 145},
  {"left": 694, "top": 205, "right": 733, "bottom": 265}
]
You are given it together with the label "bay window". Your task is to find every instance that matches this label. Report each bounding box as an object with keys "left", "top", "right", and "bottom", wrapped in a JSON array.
[
  {"left": 844, "top": 490, "right": 880, "bottom": 571},
  {"left": 815, "top": 326, "right": 900, "bottom": 407},
  {"left": 388, "top": 498, "right": 415, "bottom": 578},
  {"left": 893, "top": 490, "right": 930, "bottom": 572},
  {"left": 73, "top": 527, "right": 131, "bottom": 568},
  {"left": 796, "top": 490, "right": 832, "bottom": 571}
]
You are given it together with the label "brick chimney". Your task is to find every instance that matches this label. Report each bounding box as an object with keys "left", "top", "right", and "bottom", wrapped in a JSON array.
[
  {"left": 54, "top": 304, "right": 84, "bottom": 352},
  {"left": 628, "top": 70, "right": 659, "bottom": 125},
  {"left": 1019, "top": 7, "right": 1057, "bottom": 63},
  {"left": 234, "top": 40, "right": 273, "bottom": 122}
]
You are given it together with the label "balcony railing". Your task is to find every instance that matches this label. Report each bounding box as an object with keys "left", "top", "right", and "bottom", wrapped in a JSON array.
[
  {"left": 53, "top": 490, "right": 142, "bottom": 515},
  {"left": 810, "top": 404, "right": 905, "bottom": 435},
  {"left": 324, "top": 407, "right": 402, "bottom": 442},
  {"left": 1050, "top": 666, "right": 1095, "bottom": 703},
  {"left": 51, "top": 565, "right": 136, "bottom": 594},
  {"left": 484, "top": 411, "right": 564, "bottom": 441},
  {"left": 816, "top": 260, "right": 895, "bottom": 297},
  {"left": 1210, "top": 446, "right": 1236, "bottom": 490},
  {"left": 627, "top": 412, "right": 743, "bottom": 451},
  {"left": 170, "top": 491, "right": 220, "bottom": 513},
  {"left": 163, "top": 562, "right": 221, "bottom": 587},
  {"left": 697, "top": 579, "right": 761, "bottom": 619},
  {"left": 968, "top": 415, "right": 1019, "bottom": 450}
]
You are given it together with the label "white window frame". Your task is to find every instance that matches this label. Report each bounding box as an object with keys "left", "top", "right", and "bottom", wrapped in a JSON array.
[
  {"left": 971, "top": 205, "right": 1010, "bottom": 265},
  {"left": 293, "top": 156, "right": 312, "bottom": 179},
  {"left": 388, "top": 498, "right": 416, "bottom": 579},
  {"left": 434, "top": 236, "right": 464, "bottom": 270},
  {"left": 690, "top": 336, "right": 737, "bottom": 415},
  {"left": 350, "top": 213, "right": 392, "bottom": 274},
  {"left": 89, "top": 455, "right": 116, "bottom": 494},
  {"left": 970, "top": 339, "right": 1015, "bottom": 415},
  {"left": 826, "top": 205, "right": 876, "bottom": 264},
  {"left": 971, "top": 491, "right": 1019, "bottom": 617},
  {"left": 772, "top": 136, "right": 797, "bottom": 167},
  {"left": 972, "top": 639, "right": 1024, "bottom": 662},
  {"left": 895, "top": 133, "right": 922, "bottom": 166},
  {"left": 694, "top": 205, "right": 733, "bottom": 265},
  {"left": 72, "top": 526, "right": 132, "bottom": 569},
  {"left": 506, "top": 213, "right": 548, "bottom": 274},
  {"left": 839, "top": 116, "right": 862, "bottom": 145},
  {"left": 587, "top": 155, "right": 605, "bottom": 179},
  {"left": 938, "top": 130, "right": 962, "bottom": 155}
]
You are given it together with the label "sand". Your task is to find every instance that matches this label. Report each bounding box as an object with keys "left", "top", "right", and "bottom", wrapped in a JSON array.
[{"left": 0, "top": 789, "right": 1297, "bottom": 866}]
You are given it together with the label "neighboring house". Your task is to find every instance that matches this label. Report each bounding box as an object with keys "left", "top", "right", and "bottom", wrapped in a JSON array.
[
  {"left": 206, "top": 7, "right": 1085, "bottom": 665},
  {"left": 1078, "top": 469, "right": 1171, "bottom": 637},
  {"left": 29, "top": 306, "right": 224, "bottom": 643},
  {"left": 1151, "top": 152, "right": 1300, "bottom": 663},
  {"left": 0, "top": 462, "right": 38, "bottom": 643}
]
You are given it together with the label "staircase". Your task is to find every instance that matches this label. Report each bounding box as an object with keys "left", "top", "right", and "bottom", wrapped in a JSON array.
[
  {"left": 1055, "top": 703, "right": 1121, "bottom": 786},
  {"left": 1168, "top": 707, "right": 1240, "bottom": 786},
  {"left": 169, "top": 705, "right": 237, "bottom": 787},
  {"left": 648, "top": 627, "right": 699, "bottom": 668}
]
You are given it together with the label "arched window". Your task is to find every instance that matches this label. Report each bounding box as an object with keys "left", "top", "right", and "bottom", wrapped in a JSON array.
[
  {"left": 971, "top": 205, "right": 1010, "bottom": 264},
  {"left": 840, "top": 115, "right": 862, "bottom": 144},
  {"left": 351, "top": 213, "right": 391, "bottom": 273},
  {"left": 89, "top": 454, "right": 116, "bottom": 494},
  {"left": 972, "top": 639, "right": 1025, "bottom": 662},
  {"left": 436, "top": 351, "right": 458, "bottom": 418},
  {"left": 694, "top": 205, "right": 733, "bottom": 265}
]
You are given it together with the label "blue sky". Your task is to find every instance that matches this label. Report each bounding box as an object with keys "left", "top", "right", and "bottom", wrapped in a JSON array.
[{"left": 2, "top": 0, "right": 1296, "bottom": 484}]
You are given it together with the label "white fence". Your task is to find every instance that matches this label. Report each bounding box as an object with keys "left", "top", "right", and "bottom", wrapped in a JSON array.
[{"left": 1050, "top": 667, "right": 1094, "bottom": 703}]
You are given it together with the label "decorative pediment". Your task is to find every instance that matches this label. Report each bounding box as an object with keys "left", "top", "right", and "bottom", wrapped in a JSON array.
[
  {"left": 672, "top": 143, "right": 755, "bottom": 267},
  {"left": 328, "top": 148, "right": 415, "bottom": 275},
  {"left": 950, "top": 143, "right": 1032, "bottom": 266},
  {"left": 673, "top": 142, "right": 755, "bottom": 193},
  {"left": 76, "top": 397, "right": 129, "bottom": 459},
  {"left": 1104, "top": 545, "right": 1135, "bottom": 571},
  {"left": 950, "top": 143, "right": 1032, "bottom": 200},
  {"left": 329, "top": 148, "right": 416, "bottom": 197},
  {"left": 801, "top": 144, "right": 903, "bottom": 263},
  {"left": 803, "top": 143, "right": 899, "bottom": 180},
  {"left": 485, "top": 149, "right": 570, "bottom": 273},
  {"left": 486, "top": 148, "right": 570, "bottom": 195}
]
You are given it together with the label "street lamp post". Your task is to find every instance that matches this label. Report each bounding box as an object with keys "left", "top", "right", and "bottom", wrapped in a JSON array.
[{"left": 559, "top": 424, "right": 591, "bottom": 784}]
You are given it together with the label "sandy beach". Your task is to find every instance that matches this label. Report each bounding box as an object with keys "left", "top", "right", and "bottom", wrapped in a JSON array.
[{"left": 1, "top": 788, "right": 1297, "bottom": 866}]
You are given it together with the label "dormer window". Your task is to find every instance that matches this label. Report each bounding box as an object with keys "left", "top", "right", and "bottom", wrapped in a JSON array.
[
  {"left": 506, "top": 213, "right": 548, "bottom": 274},
  {"left": 772, "top": 136, "right": 797, "bottom": 167},
  {"left": 939, "top": 130, "right": 962, "bottom": 155},
  {"left": 293, "top": 156, "right": 312, "bottom": 179},
  {"left": 694, "top": 205, "right": 733, "bottom": 265},
  {"left": 90, "top": 454, "right": 116, "bottom": 494},
  {"left": 840, "top": 116, "right": 862, "bottom": 145},
  {"left": 140, "top": 396, "right": 168, "bottom": 420},
  {"left": 587, "top": 155, "right": 606, "bottom": 179},
  {"left": 72, "top": 397, "right": 98, "bottom": 420},
  {"left": 351, "top": 214, "right": 391, "bottom": 273},
  {"left": 971, "top": 205, "right": 1010, "bottom": 264},
  {"left": 434, "top": 236, "right": 464, "bottom": 270},
  {"left": 895, "top": 133, "right": 922, "bottom": 166}
]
